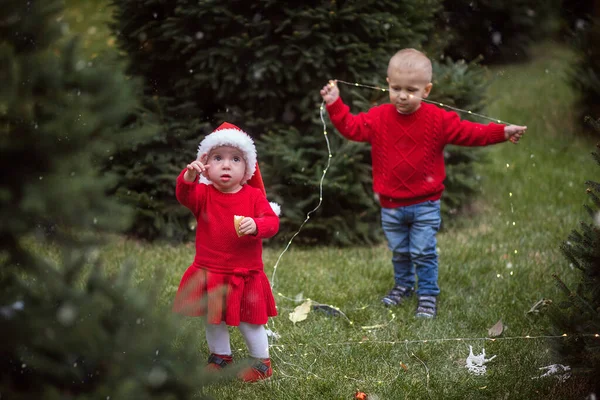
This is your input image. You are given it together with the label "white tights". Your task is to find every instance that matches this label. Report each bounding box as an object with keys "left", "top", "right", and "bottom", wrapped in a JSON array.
[{"left": 205, "top": 322, "right": 269, "bottom": 359}]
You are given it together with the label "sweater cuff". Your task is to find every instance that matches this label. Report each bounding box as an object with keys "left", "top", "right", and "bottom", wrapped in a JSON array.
[
  {"left": 253, "top": 217, "right": 278, "bottom": 239},
  {"left": 325, "top": 97, "right": 345, "bottom": 116},
  {"left": 177, "top": 169, "right": 198, "bottom": 185},
  {"left": 488, "top": 123, "right": 507, "bottom": 144}
]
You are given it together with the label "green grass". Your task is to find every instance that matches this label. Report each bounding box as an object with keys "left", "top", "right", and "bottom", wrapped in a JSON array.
[
  {"left": 43, "top": 4, "right": 598, "bottom": 396},
  {"left": 44, "top": 41, "right": 593, "bottom": 398}
]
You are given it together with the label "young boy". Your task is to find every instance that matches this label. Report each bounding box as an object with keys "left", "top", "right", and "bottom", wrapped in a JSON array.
[
  {"left": 173, "top": 122, "right": 280, "bottom": 381},
  {"left": 320, "top": 48, "right": 526, "bottom": 318}
]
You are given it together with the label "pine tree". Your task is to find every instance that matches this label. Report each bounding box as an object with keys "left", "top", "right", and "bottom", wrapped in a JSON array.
[
  {"left": 549, "top": 131, "right": 600, "bottom": 392},
  {"left": 571, "top": 16, "right": 600, "bottom": 133},
  {"left": 560, "top": 0, "right": 595, "bottom": 32},
  {"left": 111, "top": 0, "right": 493, "bottom": 245},
  {"left": 0, "top": 1, "right": 214, "bottom": 397},
  {"left": 439, "top": 0, "right": 560, "bottom": 64}
]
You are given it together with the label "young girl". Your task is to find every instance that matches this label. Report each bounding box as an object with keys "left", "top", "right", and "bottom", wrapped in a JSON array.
[{"left": 173, "top": 122, "right": 280, "bottom": 382}]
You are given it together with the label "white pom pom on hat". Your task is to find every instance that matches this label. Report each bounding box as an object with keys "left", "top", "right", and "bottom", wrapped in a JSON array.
[{"left": 197, "top": 122, "right": 280, "bottom": 216}]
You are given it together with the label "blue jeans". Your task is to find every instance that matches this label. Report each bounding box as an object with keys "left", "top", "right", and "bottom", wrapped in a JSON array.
[{"left": 381, "top": 200, "right": 441, "bottom": 296}]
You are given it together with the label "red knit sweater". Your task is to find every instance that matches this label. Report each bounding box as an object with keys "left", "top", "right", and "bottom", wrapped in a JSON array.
[
  {"left": 172, "top": 170, "right": 279, "bottom": 325},
  {"left": 326, "top": 98, "right": 507, "bottom": 207}
]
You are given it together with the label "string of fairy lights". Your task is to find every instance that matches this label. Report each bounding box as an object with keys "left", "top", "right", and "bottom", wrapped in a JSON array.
[
  {"left": 269, "top": 100, "right": 332, "bottom": 289},
  {"left": 266, "top": 79, "right": 597, "bottom": 347},
  {"left": 333, "top": 79, "right": 518, "bottom": 125},
  {"left": 270, "top": 333, "right": 600, "bottom": 348},
  {"left": 265, "top": 333, "right": 600, "bottom": 384}
]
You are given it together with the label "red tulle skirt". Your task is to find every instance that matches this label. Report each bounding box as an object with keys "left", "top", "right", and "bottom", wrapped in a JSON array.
[{"left": 172, "top": 264, "right": 277, "bottom": 325}]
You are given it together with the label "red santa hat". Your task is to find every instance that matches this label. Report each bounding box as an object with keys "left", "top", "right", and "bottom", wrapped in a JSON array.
[{"left": 197, "top": 122, "right": 280, "bottom": 216}]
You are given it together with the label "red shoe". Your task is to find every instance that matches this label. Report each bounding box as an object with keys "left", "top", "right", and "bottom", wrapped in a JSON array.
[
  {"left": 205, "top": 353, "right": 233, "bottom": 372},
  {"left": 238, "top": 358, "right": 272, "bottom": 382}
]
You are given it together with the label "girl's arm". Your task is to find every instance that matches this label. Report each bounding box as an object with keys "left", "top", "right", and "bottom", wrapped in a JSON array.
[
  {"left": 251, "top": 196, "right": 279, "bottom": 239},
  {"left": 176, "top": 169, "right": 204, "bottom": 216}
]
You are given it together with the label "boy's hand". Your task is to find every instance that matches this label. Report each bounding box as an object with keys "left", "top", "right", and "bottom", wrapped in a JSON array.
[
  {"left": 184, "top": 159, "right": 209, "bottom": 182},
  {"left": 504, "top": 125, "right": 527, "bottom": 144},
  {"left": 239, "top": 217, "right": 257, "bottom": 236},
  {"left": 320, "top": 80, "right": 340, "bottom": 105}
]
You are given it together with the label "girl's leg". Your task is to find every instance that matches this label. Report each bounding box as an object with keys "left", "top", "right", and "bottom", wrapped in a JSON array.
[
  {"left": 238, "top": 322, "right": 272, "bottom": 381},
  {"left": 205, "top": 321, "right": 231, "bottom": 355},
  {"left": 238, "top": 322, "right": 269, "bottom": 359}
]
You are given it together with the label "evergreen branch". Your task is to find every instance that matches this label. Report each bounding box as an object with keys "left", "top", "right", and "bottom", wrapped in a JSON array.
[
  {"left": 591, "top": 150, "right": 600, "bottom": 166},
  {"left": 552, "top": 273, "right": 574, "bottom": 296},
  {"left": 571, "top": 290, "right": 599, "bottom": 316},
  {"left": 560, "top": 242, "right": 583, "bottom": 271}
]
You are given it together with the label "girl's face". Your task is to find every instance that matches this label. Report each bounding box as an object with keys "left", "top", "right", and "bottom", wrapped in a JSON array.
[{"left": 203, "top": 146, "right": 247, "bottom": 193}]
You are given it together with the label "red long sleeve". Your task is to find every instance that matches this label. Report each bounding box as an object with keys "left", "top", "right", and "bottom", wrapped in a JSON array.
[
  {"left": 326, "top": 98, "right": 506, "bottom": 207},
  {"left": 176, "top": 170, "right": 202, "bottom": 216}
]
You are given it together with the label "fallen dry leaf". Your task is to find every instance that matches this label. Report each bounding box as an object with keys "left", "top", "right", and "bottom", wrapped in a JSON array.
[{"left": 288, "top": 299, "right": 312, "bottom": 324}]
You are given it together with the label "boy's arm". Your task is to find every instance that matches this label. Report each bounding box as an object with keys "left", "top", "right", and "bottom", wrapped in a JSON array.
[
  {"left": 321, "top": 81, "right": 375, "bottom": 143},
  {"left": 504, "top": 124, "right": 527, "bottom": 144},
  {"left": 442, "top": 110, "right": 507, "bottom": 146},
  {"left": 251, "top": 195, "right": 279, "bottom": 239},
  {"left": 326, "top": 98, "right": 377, "bottom": 142}
]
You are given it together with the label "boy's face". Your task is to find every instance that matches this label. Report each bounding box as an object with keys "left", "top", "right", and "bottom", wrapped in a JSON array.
[
  {"left": 203, "top": 146, "right": 247, "bottom": 193},
  {"left": 387, "top": 68, "right": 433, "bottom": 114}
]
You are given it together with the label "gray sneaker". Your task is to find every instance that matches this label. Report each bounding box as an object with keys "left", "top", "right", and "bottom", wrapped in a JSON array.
[
  {"left": 381, "top": 285, "right": 414, "bottom": 307},
  {"left": 415, "top": 295, "right": 437, "bottom": 318}
]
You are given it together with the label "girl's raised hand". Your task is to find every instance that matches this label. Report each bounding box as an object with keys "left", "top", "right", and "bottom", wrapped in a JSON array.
[{"left": 184, "top": 159, "right": 209, "bottom": 182}]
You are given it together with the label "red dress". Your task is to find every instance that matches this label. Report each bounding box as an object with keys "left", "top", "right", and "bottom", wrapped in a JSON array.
[{"left": 172, "top": 170, "right": 279, "bottom": 325}]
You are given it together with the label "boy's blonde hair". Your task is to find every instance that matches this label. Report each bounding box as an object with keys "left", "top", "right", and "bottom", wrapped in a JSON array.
[{"left": 387, "top": 48, "right": 432, "bottom": 82}]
